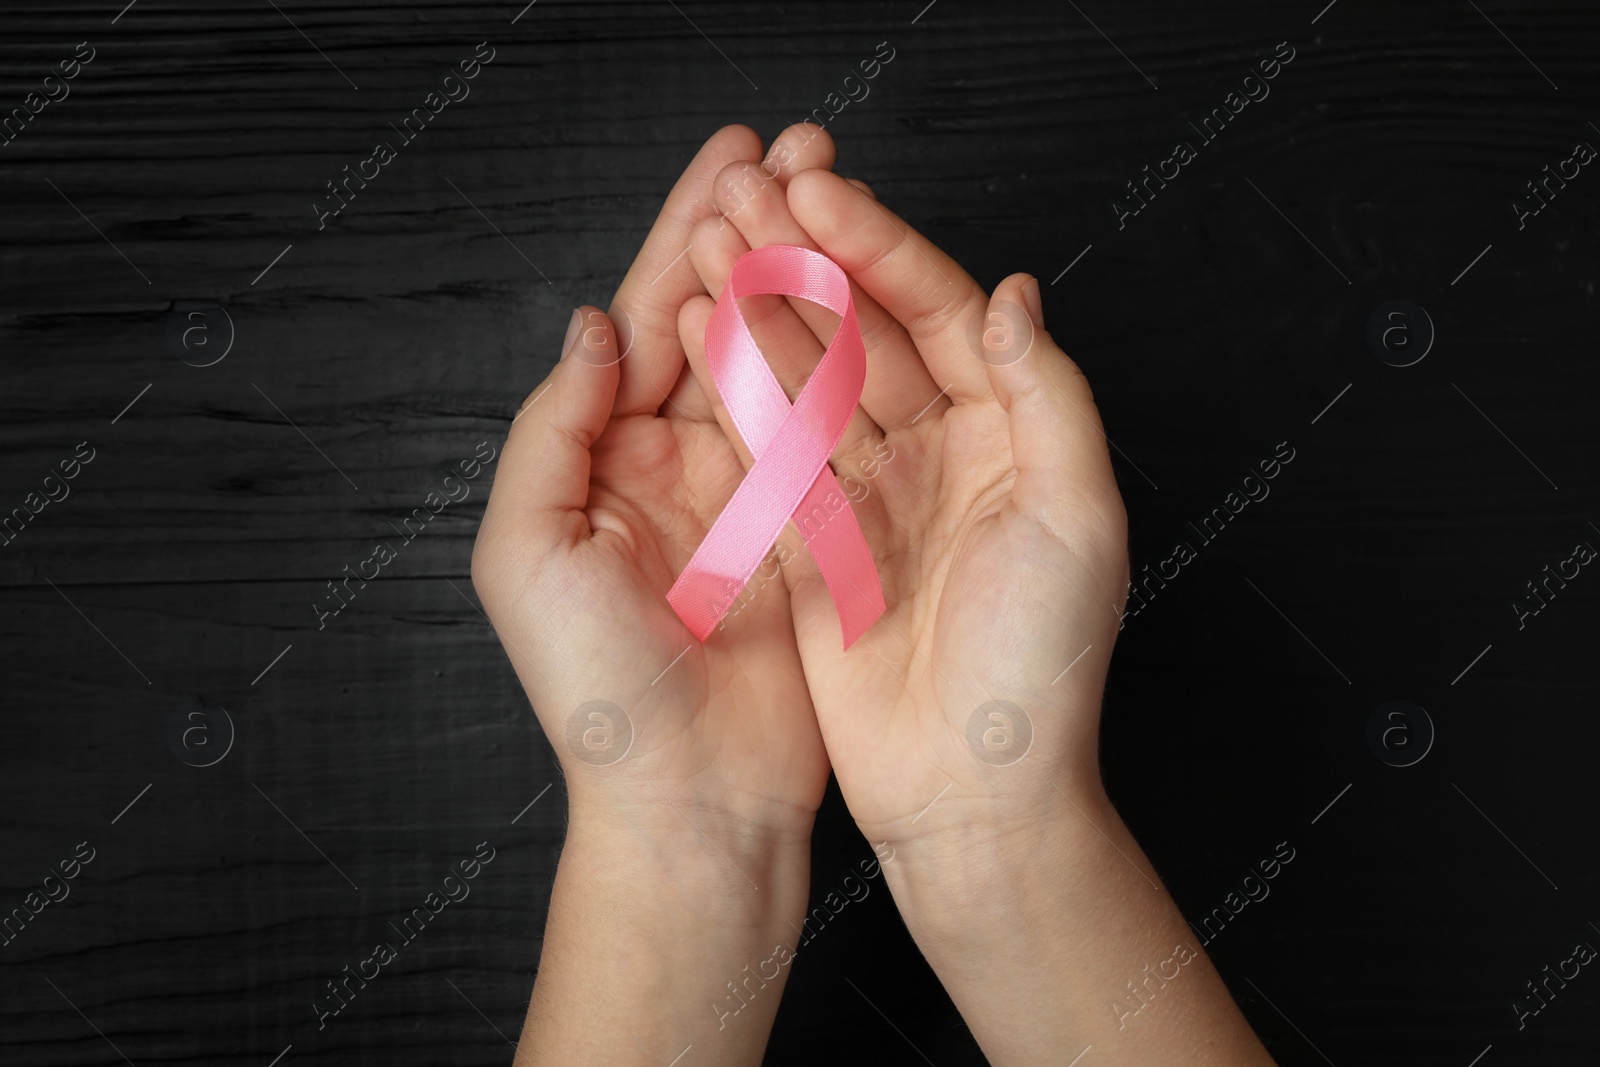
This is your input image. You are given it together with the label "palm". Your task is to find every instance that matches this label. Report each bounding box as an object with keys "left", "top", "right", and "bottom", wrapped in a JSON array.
[
  {"left": 566, "top": 410, "right": 827, "bottom": 807},
  {"left": 478, "top": 384, "right": 828, "bottom": 820},
  {"left": 790, "top": 401, "right": 1122, "bottom": 841}
]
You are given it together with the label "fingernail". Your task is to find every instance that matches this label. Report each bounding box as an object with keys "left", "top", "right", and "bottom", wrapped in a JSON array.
[
  {"left": 561, "top": 309, "right": 582, "bottom": 360},
  {"left": 1021, "top": 277, "right": 1044, "bottom": 329}
]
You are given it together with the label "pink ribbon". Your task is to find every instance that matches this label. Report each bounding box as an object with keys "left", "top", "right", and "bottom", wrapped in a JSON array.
[{"left": 667, "top": 244, "right": 885, "bottom": 648}]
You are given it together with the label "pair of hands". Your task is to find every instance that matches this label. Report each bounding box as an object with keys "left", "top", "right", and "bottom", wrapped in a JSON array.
[
  {"left": 465, "top": 124, "right": 1274, "bottom": 1067},
  {"left": 473, "top": 122, "right": 1127, "bottom": 868}
]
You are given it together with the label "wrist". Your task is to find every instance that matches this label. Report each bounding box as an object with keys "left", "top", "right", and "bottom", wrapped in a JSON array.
[
  {"left": 526, "top": 789, "right": 816, "bottom": 1062},
  {"left": 563, "top": 785, "right": 815, "bottom": 917},
  {"left": 873, "top": 775, "right": 1120, "bottom": 945},
  {"left": 867, "top": 777, "right": 1271, "bottom": 1064}
]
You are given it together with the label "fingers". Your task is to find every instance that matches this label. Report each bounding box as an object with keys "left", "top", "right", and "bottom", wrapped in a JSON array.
[
  {"left": 981, "top": 275, "right": 1121, "bottom": 544},
  {"left": 787, "top": 168, "right": 994, "bottom": 406},
  {"left": 676, "top": 295, "right": 756, "bottom": 466},
  {"left": 761, "top": 122, "right": 835, "bottom": 183},
  {"left": 609, "top": 124, "right": 765, "bottom": 418},
  {"left": 709, "top": 160, "right": 948, "bottom": 431},
  {"left": 482, "top": 307, "right": 621, "bottom": 560}
]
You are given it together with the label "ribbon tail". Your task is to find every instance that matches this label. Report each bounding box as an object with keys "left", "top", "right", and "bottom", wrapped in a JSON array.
[{"left": 791, "top": 472, "right": 884, "bottom": 649}]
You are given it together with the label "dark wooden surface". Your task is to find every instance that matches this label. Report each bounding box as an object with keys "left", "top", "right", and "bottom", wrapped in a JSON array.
[{"left": 2, "top": 1, "right": 1598, "bottom": 1063}]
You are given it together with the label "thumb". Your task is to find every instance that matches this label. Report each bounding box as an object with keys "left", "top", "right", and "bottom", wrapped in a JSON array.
[
  {"left": 477, "top": 306, "right": 621, "bottom": 565},
  {"left": 980, "top": 274, "right": 1121, "bottom": 541}
]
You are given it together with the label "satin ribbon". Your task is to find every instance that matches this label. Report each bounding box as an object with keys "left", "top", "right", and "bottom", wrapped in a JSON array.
[{"left": 666, "top": 244, "right": 885, "bottom": 647}]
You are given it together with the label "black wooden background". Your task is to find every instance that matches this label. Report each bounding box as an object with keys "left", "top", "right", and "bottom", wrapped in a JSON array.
[{"left": 2, "top": 1, "right": 1597, "bottom": 1064}]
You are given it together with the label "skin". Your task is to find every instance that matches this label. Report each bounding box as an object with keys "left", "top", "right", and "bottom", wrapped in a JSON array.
[{"left": 474, "top": 124, "right": 1277, "bottom": 1065}]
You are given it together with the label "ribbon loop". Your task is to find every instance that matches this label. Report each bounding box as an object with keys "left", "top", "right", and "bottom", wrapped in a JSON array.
[{"left": 666, "top": 245, "right": 885, "bottom": 647}]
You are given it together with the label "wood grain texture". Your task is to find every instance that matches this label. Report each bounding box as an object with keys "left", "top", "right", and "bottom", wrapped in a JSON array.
[{"left": 1, "top": 1, "right": 1597, "bottom": 1064}]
